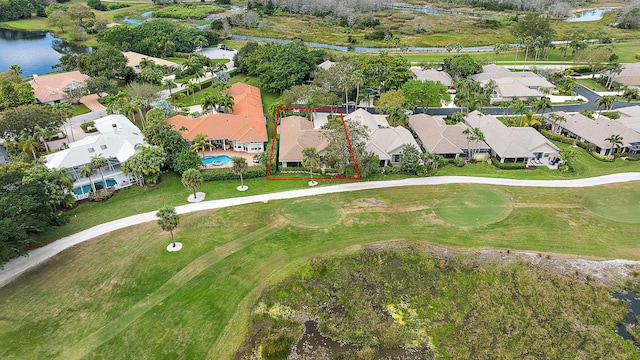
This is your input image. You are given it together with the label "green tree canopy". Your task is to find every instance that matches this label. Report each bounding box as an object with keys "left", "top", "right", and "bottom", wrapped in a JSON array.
[
  {"left": 443, "top": 54, "right": 482, "bottom": 80},
  {"left": 244, "top": 40, "right": 322, "bottom": 93},
  {"left": 0, "top": 70, "right": 35, "bottom": 111},
  {"left": 181, "top": 168, "right": 203, "bottom": 198},
  {"left": 402, "top": 80, "right": 450, "bottom": 113},
  {"left": 156, "top": 206, "right": 179, "bottom": 247},
  {"left": 76, "top": 46, "right": 130, "bottom": 80},
  {"left": 121, "top": 145, "right": 167, "bottom": 184},
  {"left": 0, "top": 104, "right": 63, "bottom": 140},
  {"left": 357, "top": 52, "right": 413, "bottom": 92}
]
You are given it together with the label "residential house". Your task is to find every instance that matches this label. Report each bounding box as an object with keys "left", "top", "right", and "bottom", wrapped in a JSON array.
[
  {"left": 616, "top": 105, "right": 640, "bottom": 134},
  {"left": 278, "top": 109, "right": 421, "bottom": 167},
  {"left": 29, "top": 71, "right": 90, "bottom": 105},
  {"left": 409, "top": 113, "right": 489, "bottom": 159},
  {"left": 345, "top": 109, "right": 421, "bottom": 166},
  {"left": 612, "top": 62, "right": 640, "bottom": 89},
  {"left": 410, "top": 67, "right": 455, "bottom": 91},
  {"left": 167, "top": 82, "right": 267, "bottom": 153},
  {"left": 471, "top": 64, "right": 555, "bottom": 103},
  {"left": 465, "top": 110, "right": 560, "bottom": 167},
  {"left": 44, "top": 114, "right": 144, "bottom": 200},
  {"left": 278, "top": 116, "right": 328, "bottom": 167},
  {"left": 123, "top": 51, "right": 180, "bottom": 73},
  {"left": 546, "top": 111, "right": 640, "bottom": 156},
  {"left": 318, "top": 60, "right": 336, "bottom": 71}
]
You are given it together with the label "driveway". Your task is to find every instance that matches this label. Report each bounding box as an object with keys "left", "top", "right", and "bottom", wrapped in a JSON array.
[{"left": 2, "top": 172, "right": 640, "bottom": 288}]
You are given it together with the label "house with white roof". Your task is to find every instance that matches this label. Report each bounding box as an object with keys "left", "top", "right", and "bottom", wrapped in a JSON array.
[
  {"left": 44, "top": 114, "right": 145, "bottom": 200},
  {"left": 409, "top": 113, "right": 489, "bottom": 159},
  {"left": 410, "top": 67, "right": 455, "bottom": 91},
  {"left": 471, "top": 64, "right": 555, "bottom": 103},
  {"left": 345, "top": 109, "right": 422, "bottom": 166},
  {"left": 465, "top": 110, "right": 560, "bottom": 167},
  {"left": 612, "top": 62, "right": 640, "bottom": 89},
  {"left": 616, "top": 105, "right": 640, "bottom": 135},
  {"left": 546, "top": 111, "right": 640, "bottom": 156}
]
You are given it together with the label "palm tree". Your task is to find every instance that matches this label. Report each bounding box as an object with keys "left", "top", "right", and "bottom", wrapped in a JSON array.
[
  {"left": 186, "top": 82, "right": 199, "bottom": 102},
  {"left": 231, "top": 156, "right": 248, "bottom": 190},
  {"left": 33, "top": 125, "right": 52, "bottom": 153},
  {"left": 53, "top": 102, "right": 75, "bottom": 142},
  {"left": 605, "top": 134, "right": 623, "bottom": 156},
  {"left": 472, "top": 128, "right": 485, "bottom": 160},
  {"left": 339, "top": 75, "right": 353, "bottom": 114},
  {"left": 595, "top": 95, "right": 615, "bottom": 119},
  {"left": 217, "top": 93, "right": 234, "bottom": 113},
  {"left": 79, "top": 164, "right": 96, "bottom": 196},
  {"left": 162, "top": 78, "right": 177, "bottom": 95},
  {"left": 301, "top": 147, "right": 320, "bottom": 186},
  {"left": 201, "top": 92, "right": 220, "bottom": 114},
  {"left": 90, "top": 154, "right": 108, "bottom": 193},
  {"left": 9, "top": 64, "right": 22, "bottom": 76},
  {"left": 156, "top": 206, "right": 179, "bottom": 248},
  {"left": 130, "top": 97, "right": 146, "bottom": 128},
  {"left": 462, "top": 128, "right": 475, "bottom": 161},
  {"left": 533, "top": 96, "right": 552, "bottom": 118},
  {"left": 20, "top": 135, "right": 39, "bottom": 159},
  {"left": 509, "top": 99, "right": 526, "bottom": 127},
  {"left": 351, "top": 70, "right": 365, "bottom": 109},
  {"left": 191, "top": 133, "right": 214, "bottom": 166},
  {"left": 548, "top": 113, "right": 566, "bottom": 133},
  {"left": 522, "top": 36, "right": 533, "bottom": 71},
  {"left": 181, "top": 168, "right": 203, "bottom": 198},
  {"left": 514, "top": 37, "right": 523, "bottom": 69}
]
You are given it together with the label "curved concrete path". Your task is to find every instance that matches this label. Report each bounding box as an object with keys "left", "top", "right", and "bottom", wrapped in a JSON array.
[{"left": 2, "top": 173, "right": 640, "bottom": 288}]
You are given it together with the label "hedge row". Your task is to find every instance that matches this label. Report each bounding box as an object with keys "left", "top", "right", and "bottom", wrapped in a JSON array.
[
  {"left": 491, "top": 157, "right": 527, "bottom": 169},
  {"left": 201, "top": 166, "right": 266, "bottom": 181},
  {"left": 588, "top": 151, "right": 614, "bottom": 162},
  {"left": 540, "top": 129, "right": 573, "bottom": 145}
]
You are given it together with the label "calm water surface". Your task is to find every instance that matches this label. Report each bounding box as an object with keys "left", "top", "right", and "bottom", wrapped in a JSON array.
[{"left": 0, "top": 28, "right": 89, "bottom": 76}]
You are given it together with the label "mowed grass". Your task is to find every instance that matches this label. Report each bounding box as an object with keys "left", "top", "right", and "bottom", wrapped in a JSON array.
[
  {"left": 583, "top": 182, "right": 640, "bottom": 224},
  {"left": 281, "top": 199, "right": 342, "bottom": 227},
  {"left": 3, "top": 184, "right": 640, "bottom": 359},
  {"left": 431, "top": 186, "right": 511, "bottom": 226}
]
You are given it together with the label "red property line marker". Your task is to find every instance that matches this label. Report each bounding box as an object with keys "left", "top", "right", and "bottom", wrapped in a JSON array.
[{"left": 267, "top": 106, "right": 360, "bottom": 181}]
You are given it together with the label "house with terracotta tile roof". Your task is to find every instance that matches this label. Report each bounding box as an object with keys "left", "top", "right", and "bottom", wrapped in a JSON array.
[
  {"left": 166, "top": 83, "right": 267, "bottom": 153},
  {"left": 29, "top": 71, "right": 90, "bottom": 105},
  {"left": 546, "top": 111, "right": 640, "bottom": 156},
  {"left": 409, "top": 113, "right": 489, "bottom": 159}
]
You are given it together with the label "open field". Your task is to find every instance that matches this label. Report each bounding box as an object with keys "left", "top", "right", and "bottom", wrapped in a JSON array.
[{"left": 3, "top": 183, "right": 640, "bottom": 358}]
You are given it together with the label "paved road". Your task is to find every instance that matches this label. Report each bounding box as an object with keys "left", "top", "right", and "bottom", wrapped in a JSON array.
[{"left": 2, "top": 172, "right": 640, "bottom": 288}]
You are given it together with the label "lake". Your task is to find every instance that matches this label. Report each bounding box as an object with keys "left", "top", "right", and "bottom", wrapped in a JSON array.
[
  {"left": 566, "top": 8, "right": 615, "bottom": 22},
  {"left": 0, "top": 28, "right": 89, "bottom": 76}
]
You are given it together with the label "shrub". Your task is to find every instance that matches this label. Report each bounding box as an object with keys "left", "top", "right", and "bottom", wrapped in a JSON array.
[
  {"left": 626, "top": 156, "right": 640, "bottom": 161},
  {"left": 602, "top": 111, "right": 620, "bottom": 119},
  {"left": 80, "top": 121, "right": 97, "bottom": 133},
  {"left": 453, "top": 157, "right": 466, "bottom": 167},
  {"left": 589, "top": 151, "right": 614, "bottom": 162},
  {"left": 153, "top": 5, "right": 223, "bottom": 20},
  {"left": 105, "top": 2, "right": 130, "bottom": 10},
  {"left": 201, "top": 166, "right": 266, "bottom": 181},
  {"left": 491, "top": 157, "right": 527, "bottom": 169},
  {"left": 539, "top": 129, "right": 573, "bottom": 145}
]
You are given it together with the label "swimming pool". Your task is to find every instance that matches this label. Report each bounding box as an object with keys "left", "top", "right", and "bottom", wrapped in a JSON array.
[
  {"left": 73, "top": 179, "right": 117, "bottom": 195},
  {"left": 202, "top": 155, "right": 233, "bottom": 166}
]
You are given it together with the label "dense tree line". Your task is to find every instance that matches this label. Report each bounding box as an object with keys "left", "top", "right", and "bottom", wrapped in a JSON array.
[
  {"left": 433, "top": 0, "right": 591, "bottom": 12},
  {"left": 0, "top": 166, "right": 71, "bottom": 264},
  {"left": 96, "top": 20, "right": 220, "bottom": 57},
  {"left": 0, "top": 0, "right": 45, "bottom": 22},
  {"left": 248, "top": 0, "right": 390, "bottom": 19},
  {"left": 234, "top": 40, "right": 324, "bottom": 93},
  {"left": 0, "top": 69, "right": 35, "bottom": 111},
  {"left": 617, "top": 1, "right": 640, "bottom": 29}
]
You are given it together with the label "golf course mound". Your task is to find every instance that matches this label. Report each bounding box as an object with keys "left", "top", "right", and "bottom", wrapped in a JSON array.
[
  {"left": 431, "top": 185, "right": 511, "bottom": 227},
  {"left": 583, "top": 184, "right": 640, "bottom": 224},
  {"left": 280, "top": 198, "right": 342, "bottom": 228},
  {"left": 236, "top": 244, "right": 636, "bottom": 360}
]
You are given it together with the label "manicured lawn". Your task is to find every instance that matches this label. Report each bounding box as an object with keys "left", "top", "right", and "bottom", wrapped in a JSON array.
[
  {"left": 280, "top": 198, "right": 342, "bottom": 227},
  {"left": 3, "top": 184, "right": 640, "bottom": 359},
  {"left": 576, "top": 78, "right": 609, "bottom": 92},
  {"left": 71, "top": 104, "right": 91, "bottom": 116},
  {"left": 431, "top": 186, "right": 511, "bottom": 227}
]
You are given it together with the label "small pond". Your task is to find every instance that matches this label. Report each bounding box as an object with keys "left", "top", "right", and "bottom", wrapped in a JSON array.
[
  {"left": 0, "top": 29, "right": 90, "bottom": 75},
  {"left": 392, "top": 3, "right": 466, "bottom": 16},
  {"left": 122, "top": 11, "right": 152, "bottom": 26},
  {"left": 613, "top": 290, "right": 640, "bottom": 343},
  {"left": 566, "top": 8, "right": 615, "bottom": 22}
]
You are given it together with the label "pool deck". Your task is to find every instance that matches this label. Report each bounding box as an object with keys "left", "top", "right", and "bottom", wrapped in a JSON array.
[{"left": 202, "top": 149, "right": 257, "bottom": 169}]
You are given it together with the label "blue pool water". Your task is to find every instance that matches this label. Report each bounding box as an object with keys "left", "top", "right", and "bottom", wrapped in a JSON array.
[
  {"left": 202, "top": 155, "right": 233, "bottom": 166},
  {"left": 73, "top": 179, "right": 117, "bottom": 195}
]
